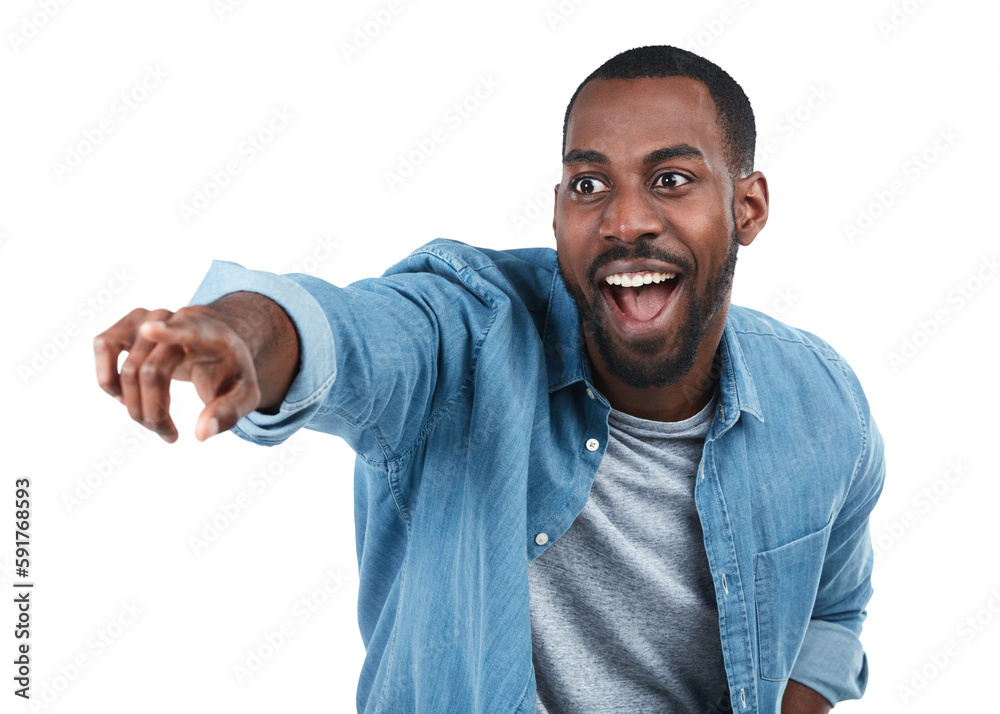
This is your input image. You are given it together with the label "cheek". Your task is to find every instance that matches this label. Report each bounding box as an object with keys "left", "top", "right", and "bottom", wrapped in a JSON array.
[
  {"left": 555, "top": 199, "right": 580, "bottom": 233},
  {"left": 667, "top": 202, "right": 731, "bottom": 263},
  {"left": 668, "top": 194, "right": 727, "bottom": 234}
]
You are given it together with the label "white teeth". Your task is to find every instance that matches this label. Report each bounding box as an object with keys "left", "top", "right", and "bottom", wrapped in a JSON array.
[{"left": 603, "top": 271, "right": 677, "bottom": 286}]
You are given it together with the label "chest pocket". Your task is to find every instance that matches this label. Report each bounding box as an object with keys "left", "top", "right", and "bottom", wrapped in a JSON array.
[{"left": 753, "top": 517, "right": 834, "bottom": 681}]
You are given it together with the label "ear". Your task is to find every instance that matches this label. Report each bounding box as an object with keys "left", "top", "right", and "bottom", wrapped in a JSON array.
[
  {"left": 551, "top": 183, "right": 560, "bottom": 239},
  {"left": 733, "top": 171, "right": 769, "bottom": 247}
]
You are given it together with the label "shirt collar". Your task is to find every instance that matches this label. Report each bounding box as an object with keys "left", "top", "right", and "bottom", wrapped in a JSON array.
[
  {"left": 541, "top": 265, "right": 763, "bottom": 425},
  {"left": 542, "top": 263, "right": 588, "bottom": 393},
  {"left": 716, "top": 316, "right": 764, "bottom": 427}
]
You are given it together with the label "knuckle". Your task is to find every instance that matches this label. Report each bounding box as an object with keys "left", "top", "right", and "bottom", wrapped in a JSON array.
[
  {"left": 170, "top": 307, "right": 206, "bottom": 340},
  {"left": 138, "top": 362, "right": 161, "bottom": 385},
  {"left": 119, "top": 361, "right": 139, "bottom": 382},
  {"left": 148, "top": 308, "right": 174, "bottom": 322}
]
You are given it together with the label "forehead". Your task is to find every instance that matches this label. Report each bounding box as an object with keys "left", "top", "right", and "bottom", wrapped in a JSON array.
[{"left": 565, "top": 76, "right": 724, "bottom": 165}]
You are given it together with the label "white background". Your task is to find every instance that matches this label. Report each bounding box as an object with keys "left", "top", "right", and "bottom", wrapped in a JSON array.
[{"left": 2, "top": 0, "right": 998, "bottom": 712}]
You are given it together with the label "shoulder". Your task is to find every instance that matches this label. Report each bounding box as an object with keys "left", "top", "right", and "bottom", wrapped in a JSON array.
[
  {"left": 727, "top": 304, "right": 841, "bottom": 361},
  {"left": 727, "top": 305, "right": 884, "bottom": 520},
  {"left": 384, "top": 238, "right": 558, "bottom": 311},
  {"left": 727, "top": 304, "right": 873, "bottom": 422}
]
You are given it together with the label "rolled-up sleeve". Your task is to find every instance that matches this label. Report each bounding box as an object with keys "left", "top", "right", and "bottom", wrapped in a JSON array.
[
  {"left": 187, "top": 247, "right": 496, "bottom": 463},
  {"left": 789, "top": 401, "right": 886, "bottom": 704},
  {"left": 189, "top": 260, "right": 338, "bottom": 446}
]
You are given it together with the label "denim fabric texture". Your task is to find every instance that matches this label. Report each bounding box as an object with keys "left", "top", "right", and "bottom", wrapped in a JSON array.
[{"left": 190, "top": 238, "right": 886, "bottom": 714}]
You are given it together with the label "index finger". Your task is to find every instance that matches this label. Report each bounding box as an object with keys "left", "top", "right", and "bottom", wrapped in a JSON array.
[{"left": 138, "top": 309, "right": 225, "bottom": 352}]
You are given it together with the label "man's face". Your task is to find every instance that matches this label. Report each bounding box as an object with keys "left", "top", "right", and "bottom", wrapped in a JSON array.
[{"left": 554, "top": 76, "right": 740, "bottom": 390}]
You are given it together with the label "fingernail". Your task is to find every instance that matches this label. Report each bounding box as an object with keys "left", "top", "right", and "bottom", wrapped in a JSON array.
[{"left": 115, "top": 395, "right": 124, "bottom": 404}]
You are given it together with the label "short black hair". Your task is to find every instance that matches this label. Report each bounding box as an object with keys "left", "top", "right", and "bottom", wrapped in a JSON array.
[{"left": 562, "top": 45, "right": 756, "bottom": 178}]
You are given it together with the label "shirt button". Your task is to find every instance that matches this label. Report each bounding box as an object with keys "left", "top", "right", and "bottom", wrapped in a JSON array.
[
  {"left": 535, "top": 533, "right": 549, "bottom": 546},
  {"left": 586, "top": 387, "right": 595, "bottom": 399},
  {"left": 585, "top": 438, "right": 599, "bottom": 452}
]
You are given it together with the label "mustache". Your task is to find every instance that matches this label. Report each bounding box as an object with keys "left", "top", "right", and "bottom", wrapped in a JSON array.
[{"left": 586, "top": 242, "right": 694, "bottom": 284}]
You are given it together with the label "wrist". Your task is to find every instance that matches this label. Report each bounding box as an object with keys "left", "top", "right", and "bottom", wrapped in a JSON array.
[{"left": 207, "top": 291, "right": 300, "bottom": 412}]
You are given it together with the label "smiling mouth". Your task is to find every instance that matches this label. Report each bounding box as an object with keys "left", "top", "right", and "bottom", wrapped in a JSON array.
[{"left": 600, "top": 271, "right": 681, "bottom": 324}]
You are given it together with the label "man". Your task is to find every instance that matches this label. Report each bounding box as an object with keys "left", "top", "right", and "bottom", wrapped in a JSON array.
[{"left": 94, "top": 46, "right": 885, "bottom": 713}]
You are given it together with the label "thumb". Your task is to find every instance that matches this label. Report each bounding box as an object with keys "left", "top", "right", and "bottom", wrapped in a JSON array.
[{"left": 194, "top": 375, "right": 262, "bottom": 441}]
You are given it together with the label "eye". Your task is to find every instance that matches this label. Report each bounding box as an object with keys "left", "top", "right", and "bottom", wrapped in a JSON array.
[
  {"left": 569, "top": 176, "right": 609, "bottom": 196},
  {"left": 654, "top": 172, "right": 691, "bottom": 189}
]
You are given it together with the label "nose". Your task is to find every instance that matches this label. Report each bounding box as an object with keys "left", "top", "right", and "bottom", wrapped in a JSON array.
[{"left": 599, "top": 181, "right": 664, "bottom": 243}]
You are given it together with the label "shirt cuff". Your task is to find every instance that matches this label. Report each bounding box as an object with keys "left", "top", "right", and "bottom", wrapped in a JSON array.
[
  {"left": 188, "top": 260, "right": 337, "bottom": 445},
  {"left": 788, "top": 618, "right": 868, "bottom": 704}
]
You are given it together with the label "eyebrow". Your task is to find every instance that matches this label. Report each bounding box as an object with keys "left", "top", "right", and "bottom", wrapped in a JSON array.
[{"left": 562, "top": 144, "right": 706, "bottom": 166}]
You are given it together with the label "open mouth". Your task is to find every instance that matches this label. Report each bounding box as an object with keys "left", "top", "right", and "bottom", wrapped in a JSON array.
[{"left": 599, "top": 270, "right": 681, "bottom": 328}]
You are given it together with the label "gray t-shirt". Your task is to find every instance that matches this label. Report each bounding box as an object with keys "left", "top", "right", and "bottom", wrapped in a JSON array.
[{"left": 529, "top": 391, "right": 731, "bottom": 713}]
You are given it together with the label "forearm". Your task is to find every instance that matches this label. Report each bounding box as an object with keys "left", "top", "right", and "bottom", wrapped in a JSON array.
[
  {"left": 782, "top": 679, "right": 832, "bottom": 714},
  {"left": 210, "top": 291, "right": 300, "bottom": 413}
]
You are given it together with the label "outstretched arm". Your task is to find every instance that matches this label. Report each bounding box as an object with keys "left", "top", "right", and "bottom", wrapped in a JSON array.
[{"left": 93, "top": 291, "right": 299, "bottom": 443}]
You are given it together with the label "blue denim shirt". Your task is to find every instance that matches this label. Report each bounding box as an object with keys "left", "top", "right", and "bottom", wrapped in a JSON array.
[{"left": 191, "top": 238, "right": 885, "bottom": 714}]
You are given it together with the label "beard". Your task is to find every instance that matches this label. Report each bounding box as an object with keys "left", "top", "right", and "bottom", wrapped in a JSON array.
[{"left": 557, "top": 219, "right": 739, "bottom": 390}]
